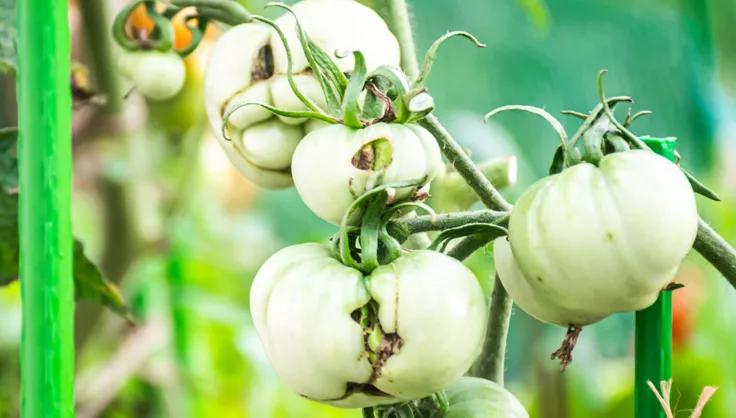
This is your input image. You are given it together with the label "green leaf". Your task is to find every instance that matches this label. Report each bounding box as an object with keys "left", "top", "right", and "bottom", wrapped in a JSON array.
[
  {"left": 73, "top": 241, "right": 131, "bottom": 320},
  {"left": 0, "top": 127, "right": 129, "bottom": 318},
  {"left": 0, "top": 191, "right": 18, "bottom": 285},
  {"left": 0, "top": 0, "right": 16, "bottom": 75},
  {"left": 0, "top": 127, "right": 18, "bottom": 191}
]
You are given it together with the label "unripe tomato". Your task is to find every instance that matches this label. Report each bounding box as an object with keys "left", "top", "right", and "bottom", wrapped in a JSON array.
[
  {"left": 250, "top": 244, "right": 486, "bottom": 407},
  {"left": 494, "top": 150, "right": 697, "bottom": 326},
  {"left": 118, "top": 50, "right": 186, "bottom": 101},
  {"left": 444, "top": 377, "right": 529, "bottom": 418},
  {"left": 204, "top": 0, "right": 400, "bottom": 188},
  {"left": 291, "top": 123, "right": 444, "bottom": 225}
]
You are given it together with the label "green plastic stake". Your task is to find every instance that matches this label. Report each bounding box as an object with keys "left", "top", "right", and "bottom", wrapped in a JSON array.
[
  {"left": 16, "top": 0, "right": 75, "bottom": 417},
  {"left": 634, "top": 136, "right": 677, "bottom": 418}
]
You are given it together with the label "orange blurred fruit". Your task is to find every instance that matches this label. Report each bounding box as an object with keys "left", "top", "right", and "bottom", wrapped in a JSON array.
[{"left": 127, "top": 4, "right": 193, "bottom": 51}]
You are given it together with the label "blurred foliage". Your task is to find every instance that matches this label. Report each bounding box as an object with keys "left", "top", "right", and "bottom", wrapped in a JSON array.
[
  {"left": 0, "top": 0, "right": 14, "bottom": 75},
  {"left": 1, "top": 0, "right": 735, "bottom": 417}
]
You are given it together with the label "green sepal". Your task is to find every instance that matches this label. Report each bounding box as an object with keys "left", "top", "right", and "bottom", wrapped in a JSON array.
[
  {"left": 367, "top": 65, "right": 411, "bottom": 122},
  {"left": 604, "top": 132, "right": 631, "bottom": 153},
  {"left": 112, "top": 0, "right": 174, "bottom": 52},
  {"left": 251, "top": 14, "right": 327, "bottom": 115},
  {"left": 429, "top": 223, "right": 507, "bottom": 253},
  {"left": 582, "top": 127, "right": 604, "bottom": 165},
  {"left": 682, "top": 168, "right": 722, "bottom": 202},
  {"left": 266, "top": 2, "right": 348, "bottom": 115},
  {"left": 414, "top": 31, "right": 485, "bottom": 88},
  {"left": 548, "top": 145, "right": 565, "bottom": 175},
  {"left": 342, "top": 50, "right": 369, "bottom": 129},
  {"left": 360, "top": 189, "right": 389, "bottom": 272}
]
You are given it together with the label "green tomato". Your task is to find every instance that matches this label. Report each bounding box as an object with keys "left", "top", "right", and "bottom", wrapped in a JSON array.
[
  {"left": 444, "top": 377, "right": 529, "bottom": 418},
  {"left": 250, "top": 244, "right": 486, "bottom": 408},
  {"left": 204, "top": 0, "right": 400, "bottom": 188},
  {"left": 494, "top": 150, "right": 698, "bottom": 326},
  {"left": 291, "top": 123, "right": 445, "bottom": 224},
  {"left": 118, "top": 50, "right": 186, "bottom": 101}
]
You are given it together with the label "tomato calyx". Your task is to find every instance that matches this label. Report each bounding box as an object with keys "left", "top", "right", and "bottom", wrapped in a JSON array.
[
  {"left": 113, "top": 0, "right": 217, "bottom": 57},
  {"left": 550, "top": 325, "right": 583, "bottom": 370}
]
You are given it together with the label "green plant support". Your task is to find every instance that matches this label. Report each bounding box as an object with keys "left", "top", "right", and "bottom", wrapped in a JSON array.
[
  {"left": 634, "top": 136, "right": 677, "bottom": 418},
  {"left": 16, "top": 0, "right": 75, "bottom": 417}
]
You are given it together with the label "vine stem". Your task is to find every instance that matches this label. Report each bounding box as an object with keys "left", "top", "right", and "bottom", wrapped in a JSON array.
[
  {"left": 169, "top": 0, "right": 252, "bottom": 25},
  {"left": 392, "top": 209, "right": 509, "bottom": 241},
  {"left": 694, "top": 219, "right": 736, "bottom": 289},
  {"left": 471, "top": 276, "right": 512, "bottom": 385},
  {"left": 382, "top": 0, "right": 420, "bottom": 80}
]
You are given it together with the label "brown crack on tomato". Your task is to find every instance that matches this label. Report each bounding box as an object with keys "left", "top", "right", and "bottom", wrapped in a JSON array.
[
  {"left": 251, "top": 44, "right": 275, "bottom": 82},
  {"left": 550, "top": 324, "right": 583, "bottom": 371},
  {"left": 350, "top": 300, "right": 404, "bottom": 388},
  {"left": 351, "top": 138, "right": 394, "bottom": 171}
]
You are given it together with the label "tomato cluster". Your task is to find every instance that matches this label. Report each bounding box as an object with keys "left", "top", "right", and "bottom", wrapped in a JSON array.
[{"left": 109, "top": 0, "right": 712, "bottom": 416}]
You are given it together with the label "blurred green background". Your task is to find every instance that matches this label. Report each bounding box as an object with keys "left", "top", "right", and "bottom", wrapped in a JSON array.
[{"left": 1, "top": 0, "right": 735, "bottom": 417}]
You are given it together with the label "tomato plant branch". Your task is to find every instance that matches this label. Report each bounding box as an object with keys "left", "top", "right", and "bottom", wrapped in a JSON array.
[
  {"left": 168, "top": 0, "right": 252, "bottom": 25},
  {"left": 694, "top": 219, "right": 736, "bottom": 289},
  {"left": 393, "top": 209, "right": 509, "bottom": 241},
  {"left": 374, "top": 0, "right": 420, "bottom": 80},
  {"left": 471, "top": 276, "right": 512, "bottom": 385},
  {"left": 78, "top": 0, "right": 124, "bottom": 113}
]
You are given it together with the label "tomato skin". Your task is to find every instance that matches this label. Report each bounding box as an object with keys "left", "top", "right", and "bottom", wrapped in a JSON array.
[
  {"left": 291, "top": 122, "right": 444, "bottom": 225},
  {"left": 494, "top": 150, "right": 698, "bottom": 326},
  {"left": 204, "top": 0, "right": 400, "bottom": 188},
  {"left": 250, "top": 244, "right": 486, "bottom": 408},
  {"left": 118, "top": 50, "right": 186, "bottom": 101},
  {"left": 444, "top": 377, "right": 529, "bottom": 418}
]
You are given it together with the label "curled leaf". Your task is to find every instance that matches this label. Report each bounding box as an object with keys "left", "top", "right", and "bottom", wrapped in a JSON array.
[
  {"left": 414, "top": 31, "right": 485, "bottom": 88},
  {"left": 485, "top": 105, "right": 569, "bottom": 149},
  {"left": 221, "top": 100, "right": 337, "bottom": 141}
]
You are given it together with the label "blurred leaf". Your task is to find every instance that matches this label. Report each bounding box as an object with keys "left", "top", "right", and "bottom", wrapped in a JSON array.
[
  {"left": 0, "top": 0, "right": 15, "bottom": 75},
  {"left": 516, "top": 0, "right": 549, "bottom": 32},
  {"left": 0, "top": 127, "right": 17, "bottom": 192},
  {"left": 0, "top": 128, "right": 129, "bottom": 318},
  {"left": 73, "top": 240, "right": 131, "bottom": 320},
  {"left": 0, "top": 191, "right": 17, "bottom": 286}
]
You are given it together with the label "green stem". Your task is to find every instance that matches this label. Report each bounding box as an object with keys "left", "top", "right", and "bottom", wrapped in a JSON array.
[
  {"left": 379, "top": 0, "right": 420, "bottom": 80},
  {"left": 393, "top": 209, "right": 509, "bottom": 240},
  {"left": 471, "top": 276, "right": 512, "bottom": 385},
  {"left": 693, "top": 219, "right": 736, "bottom": 289},
  {"left": 17, "top": 0, "right": 75, "bottom": 416},
  {"left": 78, "top": 0, "right": 124, "bottom": 113},
  {"left": 170, "top": 0, "right": 252, "bottom": 25}
]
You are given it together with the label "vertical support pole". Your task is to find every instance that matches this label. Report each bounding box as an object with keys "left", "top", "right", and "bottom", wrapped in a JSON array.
[
  {"left": 16, "top": 0, "right": 75, "bottom": 416},
  {"left": 634, "top": 137, "right": 677, "bottom": 418}
]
